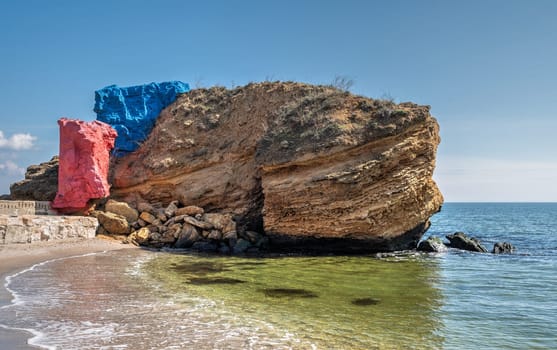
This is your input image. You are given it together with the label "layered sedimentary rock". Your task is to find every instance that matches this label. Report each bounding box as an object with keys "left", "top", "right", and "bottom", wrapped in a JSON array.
[
  {"left": 110, "top": 82, "right": 443, "bottom": 252},
  {"left": 10, "top": 156, "right": 59, "bottom": 201},
  {"left": 94, "top": 81, "right": 190, "bottom": 155},
  {"left": 52, "top": 118, "right": 117, "bottom": 213}
]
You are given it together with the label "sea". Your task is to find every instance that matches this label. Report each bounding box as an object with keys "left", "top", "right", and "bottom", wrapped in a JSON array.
[{"left": 1, "top": 203, "right": 556, "bottom": 349}]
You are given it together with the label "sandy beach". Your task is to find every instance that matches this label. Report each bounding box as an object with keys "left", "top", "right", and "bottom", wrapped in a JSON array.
[{"left": 0, "top": 238, "right": 136, "bottom": 349}]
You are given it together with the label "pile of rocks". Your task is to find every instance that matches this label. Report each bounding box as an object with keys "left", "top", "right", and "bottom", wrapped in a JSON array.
[{"left": 94, "top": 199, "right": 268, "bottom": 254}]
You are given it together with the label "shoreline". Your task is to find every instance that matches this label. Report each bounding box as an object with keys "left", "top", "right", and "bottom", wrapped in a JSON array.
[{"left": 0, "top": 237, "right": 136, "bottom": 349}]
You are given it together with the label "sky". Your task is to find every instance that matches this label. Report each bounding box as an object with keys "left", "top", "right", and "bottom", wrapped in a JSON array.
[{"left": 0, "top": 0, "right": 556, "bottom": 201}]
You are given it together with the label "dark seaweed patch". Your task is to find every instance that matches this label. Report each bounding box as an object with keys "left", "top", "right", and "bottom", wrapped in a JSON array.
[
  {"left": 262, "top": 288, "right": 318, "bottom": 298},
  {"left": 351, "top": 297, "right": 380, "bottom": 306},
  {"left": 188, "top": 277, "right": 246, "bottom": 285},
  {"left": 170, "top": 261, "right": 228, "bottom": 275}
]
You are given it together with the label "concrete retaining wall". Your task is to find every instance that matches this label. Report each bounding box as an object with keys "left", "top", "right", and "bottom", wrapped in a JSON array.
[
  {"left": 0, "top": 215, "right": 98, "bottom": 244},
  {"left": 0, "top": 200, "right": 57, "bottom": 216}
]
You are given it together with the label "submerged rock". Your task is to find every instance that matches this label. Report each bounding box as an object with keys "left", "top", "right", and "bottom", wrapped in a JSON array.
[
  {"left": 188, "top": 277, "right": 246, "bottom": 285},
  {"left": 417, "top": 236, "right": 448, "bottom": 253},
  {"left": 262, "top": 288, "right": 318, "bottom": 298},
  {"left": 110, "top": 82, "right": 443, "bottom": 253},
  {"left": 446, "top": 232, "right": 488, "bottom": 253},
  {"left": 351, "top": 298, "right": 380, "bottom": 306},
  {"left": 492, "top": 242, "right": 515, "bottom": 254}
]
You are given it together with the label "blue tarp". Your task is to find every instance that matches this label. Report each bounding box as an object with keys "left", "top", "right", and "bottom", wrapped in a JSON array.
[{"left": 94, "top": 81, "right": 190, "bottom": 155}]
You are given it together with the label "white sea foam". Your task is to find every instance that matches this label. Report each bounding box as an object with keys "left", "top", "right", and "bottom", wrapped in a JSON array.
[{"left": 0, "top": 251, "right": 109, "bottom": 349}]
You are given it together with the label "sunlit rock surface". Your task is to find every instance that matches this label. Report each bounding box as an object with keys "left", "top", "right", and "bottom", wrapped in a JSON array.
[
  {"left": 52, "top": 118, "right": 117, "bottom": 213},
  {"left": 110, "top": 82, "right": 443, "bottom": 252}
]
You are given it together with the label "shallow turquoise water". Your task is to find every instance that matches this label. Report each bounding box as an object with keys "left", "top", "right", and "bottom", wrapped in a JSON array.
[{"left": 1, "top": 203, "right": 556, "bottom": 349}]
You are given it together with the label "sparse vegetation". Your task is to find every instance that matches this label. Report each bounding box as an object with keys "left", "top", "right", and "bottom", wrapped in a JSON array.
[{"left": 330, "top": 75, "right": 354, "bottom": 92}]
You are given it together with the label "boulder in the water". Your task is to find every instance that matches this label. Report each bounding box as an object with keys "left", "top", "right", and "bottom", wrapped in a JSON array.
[
  {"left": 417, "top": 236, "right": 447, "bottom": 253},
  {"left": 446, "top": 232, "right": 488, "bottom": 253},
  {"left": 492, "top": 242, "right": 515, "bottom": 254}
]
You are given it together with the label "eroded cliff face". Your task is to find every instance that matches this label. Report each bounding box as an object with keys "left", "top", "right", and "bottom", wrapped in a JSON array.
[{"left": 110, "top": 82, "right": 443, "bottom": 252}]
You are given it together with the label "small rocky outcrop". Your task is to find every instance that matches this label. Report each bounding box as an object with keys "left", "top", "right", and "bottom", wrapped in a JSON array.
[
  {"left": 10, "top": 156, "right": 59, "bottom": 201},
  {"left": 446, "top": 232, "right": 488, "bottom": 253},
  {"left": 52, "top": 118, "right": 117, "bottom": 213},
  {"left": 110, "top": 82, "right": 444, "bottom": 253},
  {"left": 417, "top": 236, "right": 447, "bottom": 253},
  {"left": 492, "top": 242, "right": 515, "bottom": 254}
]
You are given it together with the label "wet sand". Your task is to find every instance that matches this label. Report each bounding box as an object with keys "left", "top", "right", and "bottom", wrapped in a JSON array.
[{"left": 0, "top": 238, "right": 136, "bottom": 349}]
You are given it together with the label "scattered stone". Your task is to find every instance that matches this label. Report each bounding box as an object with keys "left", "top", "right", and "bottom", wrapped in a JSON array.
[
  {"left": 105, "top": 199, "right": 139, "bottom": 223},
  {"left": 207, "top": 230, "right": 222, "bottom": 240},
  {"left": 173, "top": 215, "right": 187, "bottom": 223},
  {"left": 156, "top": 212, "right": 168, "bottom": 223},
  {"left": 417, "top": 236, "right": 447, "bottom": 253},
  {"left": 130, "top": 221, "right": 141, "bottom": 230},
  {"left": 167, "top": 223, "right": 182, "bottom": 236},
  {"left": 174, "top": 223, "right": 201, "bottom": 248},
  {"left": 96, "top": 211, "right": 130, "bottom": 235},
  {"left": 149, "top": 231, "right": 162, "bottom": 241},
  {"left": 129, "top": 227, "right": 150, "bottom": 245},
  {"left": 218, "top": 244, "right": 231, "bottom": 254},
  {"left": 191, "top": 241, "right": 218, "bottom": 252},
  {"left": 160, "top": 233, "right": 176, "bottom": 244},
  {"left": 233, "top": 238, "right": 251, "bottom": 254},
  {"left": 137, "top": 202, "right": 155, "bottom": 214},
  {"left": 492, "top": 242, "right": 515, "bottom": 254},
  {"left": 175, "top": 205, "right": 204, "bottom": 216},
  {"left": 96, "top": 225, "right": 109, "bottom": 236},
  {"left": 139, "top": 211, "right": 157, "bottom": 224},
  {"left": 242, "top": 230, "right": 261, "bottom": 243},
  {"left": 184, "top": 216, "right": 214, "bottom": 230},
  {"left": 164, "top": 201, "right": 179, "bottom": 218},
  {"left": 255, "top": 236, "right": 270, "bottom": 249},
  {"left": 137, "top": 218, "right": 147, "bottom": 227},
  {"left": 202, "top": 213, "right": 234, "bottom": 231},
  {"left": 147, "top": 224, "right": 159, "bottom": 233},
  {"left": 446, "top": 232, "right": 488, "bottom": 253},
  {"left": 223, "top": 230, "right": 238, "bottom": 241}
]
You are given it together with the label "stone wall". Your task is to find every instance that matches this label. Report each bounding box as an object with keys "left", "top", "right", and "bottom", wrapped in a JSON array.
[
  {"left": 0, "top": 215, "right": 98, "bottom": 244},
  {"left": 0, "top": 200, "right": 57, "bottom": 216}
]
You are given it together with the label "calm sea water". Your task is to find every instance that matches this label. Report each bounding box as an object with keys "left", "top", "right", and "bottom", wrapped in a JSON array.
[{"left": 1, "top": 203, "right": 556, "bottom": 349}]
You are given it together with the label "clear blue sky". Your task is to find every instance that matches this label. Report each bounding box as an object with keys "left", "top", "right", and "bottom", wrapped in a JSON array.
[{"left": 1, "top": 0, "right": 556, "bottom": 201}]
